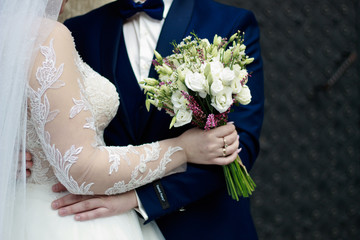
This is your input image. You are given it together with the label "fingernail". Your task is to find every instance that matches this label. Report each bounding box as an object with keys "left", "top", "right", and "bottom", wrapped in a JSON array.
[
  {"left": 237, "top": 135, "right": 239, "bottom": 140},
  {"left": 227, "top": 121, "right": 234, "bottom": 124},
  {"left": 59, "top": 208, "right": 67, "bottom": 216},
  {"left": 52, "top": 184, "right": 58, "bottom": 192},
  {"left": 52, "top": 201, "right": 58, "bottom": 209},
  {"left": 237, "top": 148, "right": 242, "bottom": 153},
  {"left": 75, "top": 215, "right": 81, "bottom": 221}
]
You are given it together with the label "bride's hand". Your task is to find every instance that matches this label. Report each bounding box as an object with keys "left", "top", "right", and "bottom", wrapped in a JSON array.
[{"left": 179, "top": 123, "right": 240, "bottom": 166}]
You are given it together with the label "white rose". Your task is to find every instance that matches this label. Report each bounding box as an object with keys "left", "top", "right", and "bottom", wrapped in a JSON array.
[
  {"left": 231, "top": 77, "right": 242, "bottom": 94},
  {"left": 184, "top": 72, "right": 208, "bottom": 97},
  {"left": 235, "top": 85, "right": 252, "bottom": 105},
  {"left": 210, "top": 79, "right": 224, "bottom": 95},
  {"left": 174, "top": 109, "right": 193, "bottom": 127},
  {"left": 233, "top": 65, "right": 249, "bottom": 85},
  {"left": 219, "top": 67, "right": 235, "bottom": 85},
  {"left": 211, "top": 87, "right": 233, "bottom": 113},
  {"left": 171, "top": 90, "right": 188, "bottom": 110},
  {"left": 209, "top": 60, "right": 224, "bottom": 78}
]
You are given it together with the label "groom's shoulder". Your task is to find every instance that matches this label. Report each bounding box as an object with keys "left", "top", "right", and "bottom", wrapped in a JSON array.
[
  {"left": 193, "top": 0, "right": 256, "bottom": 25},
  {"left": 195, "top": 0, "right": 255, "bottom": 18}
]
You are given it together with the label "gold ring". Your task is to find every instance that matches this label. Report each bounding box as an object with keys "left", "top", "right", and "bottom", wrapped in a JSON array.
[
  {"left": 222, "top": 147, "right": 227, "bottom": 157},
  {"left": 223, "top": 137, "right": 228, "bottom": 148}
]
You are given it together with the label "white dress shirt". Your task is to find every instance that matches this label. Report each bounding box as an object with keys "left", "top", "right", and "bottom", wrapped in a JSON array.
[
  {"left": 123, "top": 0, "right": 173, "bottom": 220},
  {"left": 123, "top": 0, "right": 173, "bottom": 84}
]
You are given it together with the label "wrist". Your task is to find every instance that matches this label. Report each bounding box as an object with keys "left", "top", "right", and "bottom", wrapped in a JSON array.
[
  {"left": 174, "top": 136, "right": 188, "bottom": 164},
  {"left": 129, "top": 190, "right": 138, "bottom": 208}
]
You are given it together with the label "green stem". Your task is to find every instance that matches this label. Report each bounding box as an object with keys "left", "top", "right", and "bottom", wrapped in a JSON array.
[{"left": 223, "top": 156, "right": 256, "bottom": 200}]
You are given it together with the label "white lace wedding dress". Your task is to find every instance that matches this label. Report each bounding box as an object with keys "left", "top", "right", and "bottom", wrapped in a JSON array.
[{"left": 15, "top": 22, "right": 183, "bottom": 240}]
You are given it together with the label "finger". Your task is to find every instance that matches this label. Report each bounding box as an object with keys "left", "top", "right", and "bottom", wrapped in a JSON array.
[
  {"left": 26, "top": 160, "right": 33, "bottom": 169},
  {"left": 74, "top": 207, "right": 109, "bottom": 221},
  {"left": 25, "top": 152, "right": 32, "bottom": 160},
  {"left": 217, "top": 138, "right": 238, "bottom": 158},
  {"left": 52, "top": 182, "right": 67, "bottom": 193},
  {"left": 226, "top": 140, "right": 240, "bottom": 155},
  {"left": 221, "top": 131, "right": 238, "bottom": 148},
  {"left": 211, "top": 124, "right": 236, "bottom": 138},
  {"left": 213, "top": 149, "right": 240, "bottom": 165},
  {"left": 58, "top": 198, "right": 101, "bottom": 216},
  {"left": 52, "top": 194, "right": 90, "bottom": 209}
]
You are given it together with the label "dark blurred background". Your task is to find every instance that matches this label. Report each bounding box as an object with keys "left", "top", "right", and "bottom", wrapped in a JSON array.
[{"left": 218, "top": 0, "right": 360, "bottom": 239}]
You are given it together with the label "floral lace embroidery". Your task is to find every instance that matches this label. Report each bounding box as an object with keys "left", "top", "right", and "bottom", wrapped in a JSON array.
[
  {"left": 28, "top": 39, "right": 94, "bottom": 194},
  {"left": 70, "top": 92, "right": 89, "bottom": 119},
  {"left": 105, "top": 144, "right": 181, "bottom": 195},
  {"left": 106, "top": 146, "right": 137, "bottom": 175}
]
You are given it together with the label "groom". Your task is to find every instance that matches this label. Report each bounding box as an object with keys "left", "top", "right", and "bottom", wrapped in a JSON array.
[{"left": 59, "top": 0, "right": 264, "bottom": 239}]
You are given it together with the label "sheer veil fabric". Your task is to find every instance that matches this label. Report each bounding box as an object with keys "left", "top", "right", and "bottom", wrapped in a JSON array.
[{"left": 0, "top": 0, "right": 62, "bottom": 238}]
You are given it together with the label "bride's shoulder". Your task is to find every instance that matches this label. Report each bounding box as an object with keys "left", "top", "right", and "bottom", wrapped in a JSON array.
[
  {"left": 41, "top": 21, "right": 76, "bottom": 52},
  {"left": 48, "top": 21, "right": 73, "bottom": 42}
]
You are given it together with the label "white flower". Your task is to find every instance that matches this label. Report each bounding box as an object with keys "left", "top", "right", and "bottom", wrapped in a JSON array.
[
  {"left": 235, "top": 85, "right": 252, "bottom": 105},
  {"left": 211, "top": 87, "right": 233, "bottom": 113},
  {"left": 171, "top": 90, "right": 188, "bottom": 110},
  {"left": 236, "top": 69, "right": 249, "bottom": 85},
  {"left": 213, "top": 35, "right": 222, "bottom": 46},
  {"left": 231, "top": 77, "right": 242, "bottom": 94},
  {"left": 210, "top": 79, "right": 224, "bottom": 95},
  {"left": 209, "top": 60, "right": 224, "bottom": 78},
  {"left": 219, "top": 67, "right": 235, "bottom": 85},
  {"left": 184, "top": 72, "right": 208, "bottom": 98},
  {"left": 200, "top": 39, "right": 211, "bottom": 48},
  {"left": 174, "top": 109, "right": 193, "bottom": 127}
]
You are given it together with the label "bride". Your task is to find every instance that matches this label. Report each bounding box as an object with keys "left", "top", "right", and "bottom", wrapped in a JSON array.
[{"left": 0, "top": 0, "right": 240, "bottom": 239}]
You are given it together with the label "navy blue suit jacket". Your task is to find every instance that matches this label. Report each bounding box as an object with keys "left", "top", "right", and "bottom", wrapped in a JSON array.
[{"left": 65, "top": 0, "right": 264, "bottom": 239}]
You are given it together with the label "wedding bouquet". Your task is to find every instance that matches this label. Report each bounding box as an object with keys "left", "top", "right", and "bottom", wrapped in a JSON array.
[{"left": 140, "top": 31, "right": 256, "bottom": 200}]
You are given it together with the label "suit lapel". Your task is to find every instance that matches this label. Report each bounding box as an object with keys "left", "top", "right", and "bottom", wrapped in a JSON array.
[
  {"left": 139, "top": 0, "right": 195, "bottom": 139},
  {"left": 149, "top": 0, "right": 195, "bottom": 78}
]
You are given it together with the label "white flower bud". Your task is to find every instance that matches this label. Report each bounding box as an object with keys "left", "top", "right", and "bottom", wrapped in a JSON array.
[
  {"left": 154, "top": 50, "right": 163, "bottom": 61},
  {"left": 245, "top": 57, "right": 254, "bottom": 65},
  {"left": 223, "top": 49, "right": 232, "bottom": 64},
  {"left": 228, "top": 32, "right": 238, "bottom": 43},
  {"left": 213, "top": 34, "right": 222, "bottom": 46}
]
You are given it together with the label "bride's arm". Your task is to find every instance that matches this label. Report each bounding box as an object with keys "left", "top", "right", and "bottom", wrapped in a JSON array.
[{"left": 28, "top": 23, "right": 239, "bottom": 195}]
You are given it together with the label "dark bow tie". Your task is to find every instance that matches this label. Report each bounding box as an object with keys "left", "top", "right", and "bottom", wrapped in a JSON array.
[{"left": 118, "top": 0, "right": 164, "bottom": 20}]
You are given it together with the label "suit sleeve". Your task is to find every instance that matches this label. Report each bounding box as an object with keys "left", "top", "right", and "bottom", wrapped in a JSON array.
[{"left": 137, "top": 9, "right": 264, "bottom": 222}]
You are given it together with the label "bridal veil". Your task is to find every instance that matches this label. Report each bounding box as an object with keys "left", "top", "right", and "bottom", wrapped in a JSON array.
[{"left": 0, "top": 0, "right": 62, "bottom": 238}]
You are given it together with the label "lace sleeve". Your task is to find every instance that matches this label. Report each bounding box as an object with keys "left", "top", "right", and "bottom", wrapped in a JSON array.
[{"left": 28, "top": 23, "right": 185, "bottom": 195}]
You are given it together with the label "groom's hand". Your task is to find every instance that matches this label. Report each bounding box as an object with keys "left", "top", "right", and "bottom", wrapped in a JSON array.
[{"left": 51, "top": 189, "right": 138, "bottom": 221}]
